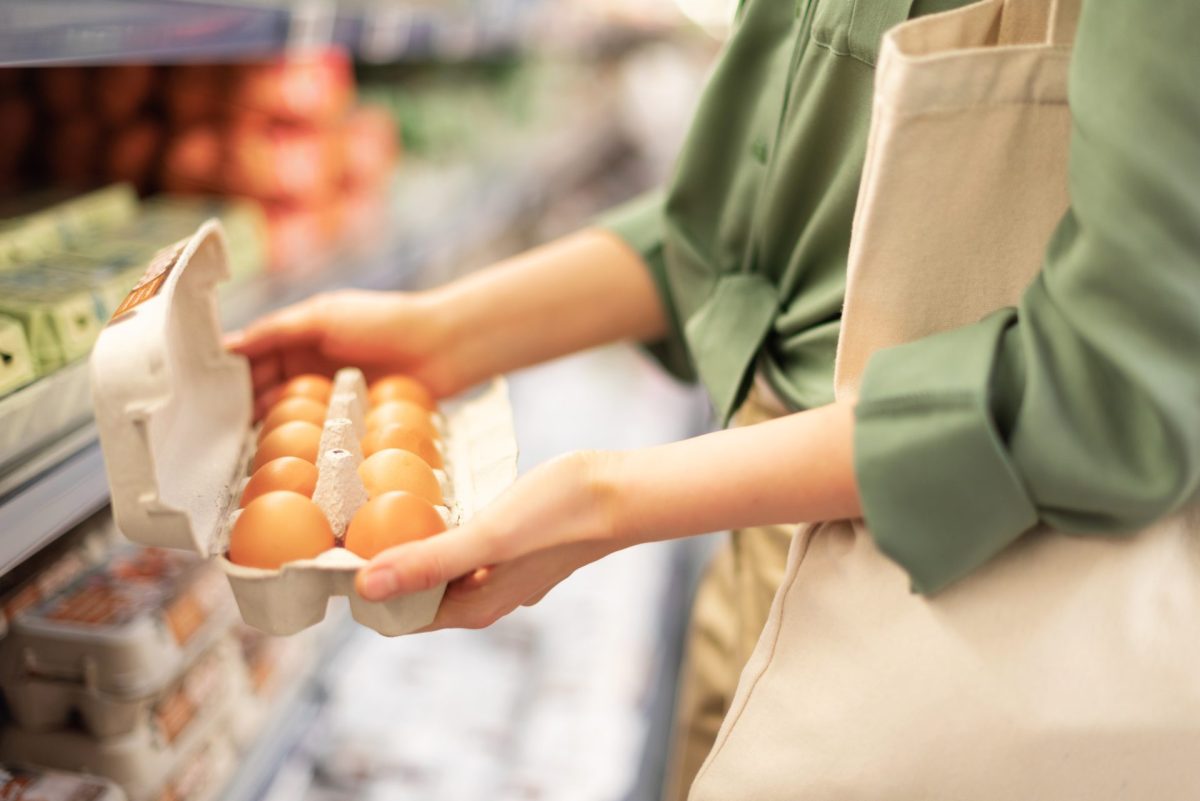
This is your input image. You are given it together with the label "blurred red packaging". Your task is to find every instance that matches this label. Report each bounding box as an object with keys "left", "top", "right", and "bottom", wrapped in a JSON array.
[
  {"left": 263, "top": 201, "right": 338, "bottom": 271},
  {"left": 0, "top": 95, "right": 34, "bottom": 185},
  {"left": 160, "top": 126, "right": 224, "bottom": 194},
  {"left": 225, "top": 120, "right": 343, "bottom": 202},
  {"left": 106, "top": 118, "right": 164, "bottom": 193},
  {"left": 339, "top": 182, "right": 389, "bottom": 251},
  {"left": 95, "top": 65, "right": 157, "bottom": 127},
  {"left": 47, "top": 116, "right": 102, "bottom": 188},
  {"left": 36, "top": 67, "right": 89, "bottom": 119},
  {"left": 163, "top": 65, "right": 229, "bottom": 128},
  {"left": 340, "top": 105, "right": 399, "bottom": 192},
  {"left": 229, "top": 49, "right": 354, "bottom": 126}
]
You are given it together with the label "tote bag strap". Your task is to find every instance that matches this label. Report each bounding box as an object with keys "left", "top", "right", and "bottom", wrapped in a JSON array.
[{"left": 1000, "top": 0, "right": 1081, "bottom": 46}]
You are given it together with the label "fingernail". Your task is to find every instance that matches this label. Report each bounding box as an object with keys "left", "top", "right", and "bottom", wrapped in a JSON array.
[{"left": 358, "top": 567, "right": 397, "bottom": 601}]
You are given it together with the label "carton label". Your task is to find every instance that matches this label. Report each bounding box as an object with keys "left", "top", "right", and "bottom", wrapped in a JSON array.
[
  {"left": 153, "top": 648, "right": 223, "bottom": 744},
  {"left": 108, "top": 239, "right": 186, "bottom": 323},
  {"left": 0, "top": 767, "right": 107, "bottom": 801},
  {"left": 28, "top": 548, "right": 216, "bottom": 638}
]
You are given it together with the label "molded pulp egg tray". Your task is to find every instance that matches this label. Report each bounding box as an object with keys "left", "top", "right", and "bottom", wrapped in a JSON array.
[{"left": 91, "top": 221, "right": 519, "bottom": 636}]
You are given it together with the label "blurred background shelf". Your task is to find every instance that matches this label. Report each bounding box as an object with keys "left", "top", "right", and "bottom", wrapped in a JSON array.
[
  {"left": 0, "top": 6, "right": 721, "bottom": 798},
  {"left": 0, "top": 97, "right": 625, "bottom": 618},
  {"left": 0, "top": 0, "right": 545, "bottom": 67}
]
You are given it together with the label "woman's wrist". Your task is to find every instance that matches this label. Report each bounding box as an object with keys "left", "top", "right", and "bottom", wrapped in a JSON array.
[{"left": 408, "top": 285, "right": 480, "bottom": 396}]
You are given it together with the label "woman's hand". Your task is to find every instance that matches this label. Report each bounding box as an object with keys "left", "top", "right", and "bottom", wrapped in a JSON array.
[
  {"left": 356, "top": 450, "right": 625, "bottom": 630},
  {"left": 226, "top": 228, "right": 670, "bottom": 419},
  {"left": 226, "top": 289, "right": 459, "bottom": 418},
  {"left": 354, "top": 402, "right": 862, "bottom": 632}
]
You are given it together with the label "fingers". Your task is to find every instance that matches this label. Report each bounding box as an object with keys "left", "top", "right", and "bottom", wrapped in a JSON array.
[
  {"left": 355, "top": 524, "right": 500, "bottom": 602},
  {"left": 419, "top": 540, "right": 614, "bottom": 630},
  {"left": 226, "top": 298, "right": 325, "bottom": 360}
]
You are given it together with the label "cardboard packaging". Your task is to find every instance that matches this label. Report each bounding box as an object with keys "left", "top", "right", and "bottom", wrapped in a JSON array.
[
  {"left": 0, "top": 765, "right": 126, "bottom": 801},
  {"left": 0, "top": 672, "right": 236, "bottom": 801},
  {"left": 0, "top": 268, "right": 107, "bottom": 374},
  {"left": 1, "top": 636, "right": 236, "bottom": 739},
  {"left": 0, "top": 315, "right": 36, "bottom": 398},
  {"left": 0, "top": 547, "right": 234, "bottom": 698},
  {"left": 0, "top": 185, "right": 138, "bottom": 268},
  {"left": 91, "top": 221, "right": 518, "bottom": 636}
]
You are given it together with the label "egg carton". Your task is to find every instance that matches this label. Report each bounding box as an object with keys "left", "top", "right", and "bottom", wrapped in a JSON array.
[
  {"left": 0, "top": 651, "right": 237, "bottom": 801},
  {"left": 0, "top": 765, "right": 126, "bottom": 801},
  {"left": 226, "top": 625, "right": 316, "bottom": 745},
  {"left": 1, "top": 634, "right": 237, "bottom": 740},
  {"left": 0, "top": 546, "right": 235, "bottom": 700},
  {"left": 91, "top": 221, "right": 518, "bottom": 636}
]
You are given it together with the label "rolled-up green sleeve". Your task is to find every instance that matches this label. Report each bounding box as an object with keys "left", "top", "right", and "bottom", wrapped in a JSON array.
[
  {"left": 596, "top": 191, "right": 696, "bottom": 382},
  {"left": 855, "top": 0, "right": 1200, "bottom": 594}
]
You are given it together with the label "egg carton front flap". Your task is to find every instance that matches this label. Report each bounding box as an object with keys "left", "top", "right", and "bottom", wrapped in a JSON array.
[{"left": 92, "top": 221, "right": 252, "bottom": 556}]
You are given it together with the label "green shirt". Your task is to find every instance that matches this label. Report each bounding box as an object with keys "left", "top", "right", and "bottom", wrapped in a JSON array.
[{"left": 600, "top": 0, "right": 1200, "bottom": 593}]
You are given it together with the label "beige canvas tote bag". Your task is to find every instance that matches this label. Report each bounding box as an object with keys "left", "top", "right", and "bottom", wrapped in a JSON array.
[{"left": 689, "top": 0, "right": 1200, "bottom": 799}]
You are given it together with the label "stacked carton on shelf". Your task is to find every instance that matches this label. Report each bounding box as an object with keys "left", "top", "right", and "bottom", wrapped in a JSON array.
[{"left": 0, "top": 524, "right": 316, "bottom": 801}]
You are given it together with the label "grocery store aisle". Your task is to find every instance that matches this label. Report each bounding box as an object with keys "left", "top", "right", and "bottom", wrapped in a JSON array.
[{"left": 265, "top": 344, "right": 713, "bottom": 801}]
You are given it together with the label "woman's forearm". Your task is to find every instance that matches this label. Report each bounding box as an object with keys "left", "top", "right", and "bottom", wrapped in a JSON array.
[
  {"left": 607, "top": 403, "right": 862, "bottom": 544},
  {"left": 431, "top": 228, "right": 668, "bottom": 390}
]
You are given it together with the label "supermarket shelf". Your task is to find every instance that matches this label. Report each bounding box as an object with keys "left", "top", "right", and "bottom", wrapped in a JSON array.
[
  {"left": 0, "top": 433, "right": 108, "bottom": 575},
  {"left": 220, "top": 606, "right": 355, "bottom": 801},
  {"left": 0, "top": 108, "right": 627, "bottom": 579},
  {"left": 0, "top": 1, "right": 294, "bottom": 66},
  {"left": 0, "top": 0, "right": 536, "bottom": 67}
]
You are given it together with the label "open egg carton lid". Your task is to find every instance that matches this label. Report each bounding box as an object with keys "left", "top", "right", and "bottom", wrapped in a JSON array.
[{"left": 91, "top": 221, "right": 518, "bottom": 636}]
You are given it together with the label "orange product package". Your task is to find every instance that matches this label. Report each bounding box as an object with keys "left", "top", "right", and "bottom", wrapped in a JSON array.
[
  {"left": 229, "top": 49, "right": 354, "bottom": 125},
  {"left": 163, "top": 64, "right": 229, "bottom": 127},
  {"left": 160, "top": 125, "right": 225, "bottom": 194},
  {"left": 0, "top": 95, "right": 34, "bottom": 184},
  {"left": 340, "top": 105, "right": 399, "bottom": 191},
  {"left": 225, "top": 120, "right": 343, "bottom": 202},
  {"left": 263, "top": 201, "right": 334, "bottom": 271},
  {"left": 36, "top": 67, "right": 89, "bottom": 119},
  {"left": 95, "top": 64, "right": 157, "bottom": 126},
  {"left": 46, "top": 116, "right": 102, "bottom": 188},
  {"left": 106, "top": 118, "right": 164, "bottom": 193}
]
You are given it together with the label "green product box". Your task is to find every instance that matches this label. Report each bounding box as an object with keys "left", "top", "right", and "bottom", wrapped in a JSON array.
[
  {"left": 138, "top": 196, "right": 268, "bottom": 284},
  {"left": 0, "top": 314, "right": 37, "bottom": 398},
  {"left": 34, "top": 239, "right": 161, "bottom": 319},
  {"left": 0, "top": 270, "right": 105, "bottom": 374},
  {"left": 0, "top": 184, "right": 139, "bottom": 269}
]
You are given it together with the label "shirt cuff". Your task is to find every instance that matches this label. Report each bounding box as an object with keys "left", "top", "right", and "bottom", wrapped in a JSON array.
[
  {"left": 595, "top": 192, "right": 696, "bottom": 383},
  {"left": 853, "top": 310, "right": 1039, "bottom": 594}
]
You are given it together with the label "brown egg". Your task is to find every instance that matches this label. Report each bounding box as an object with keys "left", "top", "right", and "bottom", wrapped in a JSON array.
[
  {"left": 369, "top": 375, "right": 435, "bottom": 411},
  {"left": 253, "top": 420, "right": 322, "bottom": 471},
  {"left": 240, "top": 457, "right": 319, "bottom": 507},
  {"left": 364, "top": 400, "right": 437, "bottom": 439},
  {"left": 259, "top": 397, "right": 328, "bottom": 441},
  {"left": 360, "top": 424, "right": 442, "bottom": 468},
  {"left": 280, "top": 374, "right": 333, "bottom": 404},
  {"left": 358, "top": 448, "right": 443, "bottom": 505},
  {"left": 228, "top": 491, "right": 335, "bottom": 569},
  {"left": 344, "top": 491, "right": 446, "bottom": 560}
]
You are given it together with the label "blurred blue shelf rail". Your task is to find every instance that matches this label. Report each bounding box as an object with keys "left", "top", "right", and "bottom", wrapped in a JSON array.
[
  {"left": 0, "top": 0, "right": 539, "bottom": 66},
  {"left": 0, "top": 1, "right": 294, "bottom": 66}
]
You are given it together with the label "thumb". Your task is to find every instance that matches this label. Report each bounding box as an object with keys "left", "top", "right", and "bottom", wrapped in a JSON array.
[{"left": 355, "top": 524, "right": 497, "bottom": 601}]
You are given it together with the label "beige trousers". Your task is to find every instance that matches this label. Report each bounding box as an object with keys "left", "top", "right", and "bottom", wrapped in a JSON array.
[{"left": 662, "top": 388, "right": 792, "bottom": 801}]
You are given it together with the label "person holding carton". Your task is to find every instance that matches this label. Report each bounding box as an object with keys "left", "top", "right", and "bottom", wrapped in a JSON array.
[{"left": 230, "top": 0, "right": 1200, "bottom": 798}]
